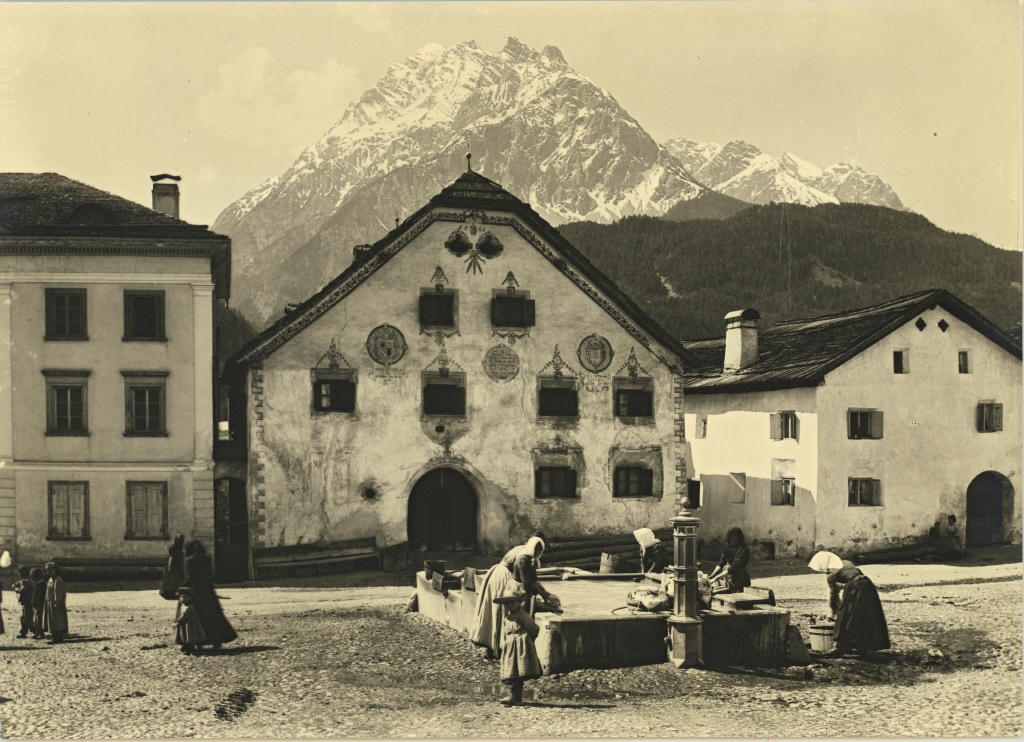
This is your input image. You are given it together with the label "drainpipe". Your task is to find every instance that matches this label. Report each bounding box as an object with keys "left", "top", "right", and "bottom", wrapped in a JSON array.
[{"left": 667, "top": 496, "right": 703, "bottom": 667}]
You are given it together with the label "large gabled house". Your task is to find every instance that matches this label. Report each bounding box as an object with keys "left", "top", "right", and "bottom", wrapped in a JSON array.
[
  {"left": 217, "top": 168, "right": 696, "bottom": 571},
  {"left": 0, "top": 173, "right": 230, "bottom": 572},
  {"left": 682, "top": 289, "right": 1022, "bottom": 557}
]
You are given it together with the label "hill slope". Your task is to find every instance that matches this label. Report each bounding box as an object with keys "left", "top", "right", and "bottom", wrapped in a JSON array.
[{"left": 558, "top": 203, "right": 1021, "bottom": 341}]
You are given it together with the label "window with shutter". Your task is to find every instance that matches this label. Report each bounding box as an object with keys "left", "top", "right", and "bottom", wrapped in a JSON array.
[
  {"left": 538, "top": 382, "right": 578, "bottom": 418},
  {"left": 977, "top": 402, "right": 1003, "bottom": 432},
  {"left": 45, "top": 288, "right": 87, "bottom": 340},
  {"left": 422, "top": 372, "right": 467, "bottom": 417},
  {"left": 848, "top": 478, "right": 882, "bottom": 506},
  {"left": 124, "top": 291, "right": 166, "bottom": 340},
  {"left": 123, "top": 371, "right": 168, "bottom": 435},
  {"left": 44, "top": 370, "right": 89, "bottom": 435},
  {"left": 126, "top": 481, "right": 168, "bottom": 539},
  {"left": 770, "top": 413, "right": 782, "bottom": 440},
  {"left": 613, "top": 466, "right": 655, "bottom": 497},
  {"left": 771, "top": 477, "right": 796, "bottom": 506},
  {"left": 535, "top": 467, "right": 578, "bottom": 498},
  {"left": 48, "top": 481, "right": 89, "bottom": 539},
  {"left": 893, "top": 349, "right": 908, "bottom": 374},
  {"left": 848, "top": 409, "right": 883, "bottom": 439},
  {"left": 958, "top": 351, "right": 970, "bottom": 374},
  {"left": 419, "top": 291, "right": 456, "bottom": 329},
  {"left": 613, "top": 378, "right": 654, "bottom": 422},
  {"left": 491, "top": 294, "right": 536, "bottom": 328}
]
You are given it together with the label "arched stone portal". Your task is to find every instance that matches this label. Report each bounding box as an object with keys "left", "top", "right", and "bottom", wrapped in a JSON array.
[
  {"left": 965, "top": 471, "right": 1014, "bottom": 547},
  {"left": 407, "top": 467, "right": 478, "bottom": 552}
]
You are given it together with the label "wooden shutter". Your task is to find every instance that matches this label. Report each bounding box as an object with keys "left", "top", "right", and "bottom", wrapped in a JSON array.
[
  {"left": 847, "top": 410, "right": 854, "bottom": 439},
  {"left": 490, "top": 298, "right": 501, "bottom": 326},
  {"left": 124, "top": 291, "right": 133, "bottom": 337},
  {"left": 419, "top": 295, "right": 434, "bottom": 326},
  {"left": 793, "top": 415, "right": 800, "bottom": 441},
  {"left": 146, "top": 485, "right": 164, "bottom": 537},
  {"left": 50, "top": 484, "right": 68, "bottom": 536},
  {"left": 870, "top": 479, "right": 882, "bottom": 506},
  {"left": 870, "top": 410, "right": 884, "bottom": 439},
  {"left": 976, "top": 403, "right": 985, "bottom": 432},
  {"left": 640, "top": 468, "right": 654, "bottom": 496},
  {"left": 129, "top": 484, "right": 147, "bottom": 537},
  {"left": 848, "top": 479, "right": 858, "bottom": 506},
  {"left": 46, "top": 289, "right": 56, "bottom": 336},
  {"left": 68, "top": 483, "right": 87, "bottom": 537},
  {"left": 771, "top": 478, "right": 784, "bottom": 505},
  {"left": 565, "top": 468, "right": 578, "bottom": 497},
  {"left": 523, "top": 299, "right": 536, "bottom": 326},
  {"left": 769, "top": 413, "right": 782, "bottom": 440},
  {"left": 336, "top": 380, "right": 356, "bottom": 412},
  {"left": 993, "top": 404, "right": 1003, "bottom": 432}
]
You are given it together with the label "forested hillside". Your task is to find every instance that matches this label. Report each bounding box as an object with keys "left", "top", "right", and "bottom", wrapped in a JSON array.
[{"left": 559, "top": 203, "right": 1022, "bottom": 340}]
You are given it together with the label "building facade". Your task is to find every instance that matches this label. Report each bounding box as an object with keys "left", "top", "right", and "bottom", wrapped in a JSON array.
[
  {"left": 683, "top": 291, "right": 1022, "bottom": 556},
  {"left": 0, "top": 173, "right": 230, "bottom": 567},
  {"left": 221, "top": 171, "right": 693, "bottom": 560}
]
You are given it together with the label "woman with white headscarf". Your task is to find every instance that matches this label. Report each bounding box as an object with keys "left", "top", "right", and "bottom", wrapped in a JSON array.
[
  {"left": 808, "top": 551, "right": 890, "bottom": 656},
  {"left": 633, "top": 528, "right": 668, "bottom": 574},
  {"left": 470, "top": 532, "right": 560, "bottom": 659}
]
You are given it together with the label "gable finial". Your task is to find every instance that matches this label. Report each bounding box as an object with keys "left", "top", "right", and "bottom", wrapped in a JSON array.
[{"left": 466, "top": 152, "right": 472, "bottom": 172}]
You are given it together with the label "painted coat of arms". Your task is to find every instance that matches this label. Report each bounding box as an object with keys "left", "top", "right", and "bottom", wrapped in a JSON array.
[
  {"left": 577, "top": 334, "right": 613, "bottom": 373},
  {"left": 366, "top": 324, "right": 407, "bottom": 366}
]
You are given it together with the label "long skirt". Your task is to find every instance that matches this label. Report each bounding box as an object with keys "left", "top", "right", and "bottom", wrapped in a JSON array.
[
  {"left": 191, "top": 591, "right": 237, "bottom": 645},
  {"left": 500, "top": 630, "right": 542, "bottom": 683},
  {"left": 175, "top": 606, "right": 209, "bottom": 647},
  {"left": 469, "top": 562, "right": 512, "bottom": 654},
  {"left": 43, "top": 602, "right": 68, "bottom": 635},
  {"left": 835, "top": 575, "right": 891, "bottom": 652}
]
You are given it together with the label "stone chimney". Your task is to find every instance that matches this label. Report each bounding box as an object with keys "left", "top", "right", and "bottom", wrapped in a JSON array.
[
  {"left": 352, "top": 244, "right": 375, "bottom": 262},
  {"left": 150, "top": 174, "right": 181, "bottom": 218},
  {"left": 723, "top": 308, "right": 760, "bottom": 372}
]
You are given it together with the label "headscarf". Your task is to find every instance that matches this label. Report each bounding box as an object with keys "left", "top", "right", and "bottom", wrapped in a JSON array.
[
  {"left": 185, "top": 540, "right": 207, "bottom": 557},
  {"left": 807, "top": 550, "right": 844, "bottom": 573},
  {"left": 633, "top": 528, "right": 658, "bottom": 552},
  {"left": 524, "top": 535, "right": 545, "bottom": 567}
]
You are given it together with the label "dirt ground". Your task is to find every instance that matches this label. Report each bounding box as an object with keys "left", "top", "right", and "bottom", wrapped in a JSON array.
[{"left": 0, "top": 546, "right": 1020, "bottom": 738}]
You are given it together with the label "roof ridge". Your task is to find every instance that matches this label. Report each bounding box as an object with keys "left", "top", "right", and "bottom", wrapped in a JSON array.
[{"left": 772, "top": 288, "right": 942, "bottom": 326}]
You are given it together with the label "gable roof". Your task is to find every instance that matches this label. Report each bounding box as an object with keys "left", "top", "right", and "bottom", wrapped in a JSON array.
[
  {"left": 230, "top": 170, "right": 696, "bottom": 370},
  {"left": 684, "top": 288, "right": 1022, "bottom": 394},
  {"left": 0, "top": 172, "right": 231, "bottom": 297}
]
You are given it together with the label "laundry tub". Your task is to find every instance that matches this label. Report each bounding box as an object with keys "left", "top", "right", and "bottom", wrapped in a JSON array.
[{"left": 808, "top": 623, "right": 836, "bottom": 652}]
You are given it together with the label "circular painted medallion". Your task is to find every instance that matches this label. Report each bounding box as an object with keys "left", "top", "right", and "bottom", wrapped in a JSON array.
[
  {"left": 366, "top": 324, "right": 407, "bottom": 366},
  {"left": 577, "top": 334, "right": 614, "bottom": 373},
  {"left": 483, "top": 344, "right": 520, "bottom": 382}
]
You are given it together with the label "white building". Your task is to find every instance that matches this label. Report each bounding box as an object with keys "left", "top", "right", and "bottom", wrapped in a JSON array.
[{"left": 683, "top": 290, "right": 1021, "bottom": 556}]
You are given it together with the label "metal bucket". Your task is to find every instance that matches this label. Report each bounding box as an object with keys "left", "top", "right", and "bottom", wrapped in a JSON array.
[
  {"left": 808, "top": 624, "right": 835, "bottom": 653},
  {"left": 599, "top": 552, "right": 633, "bottom": 574}
]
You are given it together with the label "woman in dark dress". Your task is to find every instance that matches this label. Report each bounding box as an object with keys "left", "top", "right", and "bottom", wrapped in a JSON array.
[
  {"left": 828, "top": 561, "right": 890, "bottom": 655},
  {"left": 707, "top": 527, "right": 751, "bottom": 593},
  {"left": 633, "top": 528, "right": 668, "bottom": 574},
  {"left": 179, "top": 540, "right": 237, "bottom": 652}
]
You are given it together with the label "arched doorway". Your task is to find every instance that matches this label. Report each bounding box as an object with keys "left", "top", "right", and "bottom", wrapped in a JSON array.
[
  {"left": 965, "top": 471, "right": 1014, "bottom": 547},
  {"left": 407, "top": 468, "right": 478, "bottom": 552}
]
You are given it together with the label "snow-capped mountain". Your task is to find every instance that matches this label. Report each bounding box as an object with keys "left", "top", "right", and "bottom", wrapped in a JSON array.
[
  {"left": 215, "top": 38, "right": 706, "bottom": 323},
  {"left": 662, "top": 138, "right": 904, "bottom": 210}
]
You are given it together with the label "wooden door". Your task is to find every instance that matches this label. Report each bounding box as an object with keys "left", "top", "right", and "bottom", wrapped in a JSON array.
[{"left": 407, "top": 468, "right": 477, "bottom": 552}]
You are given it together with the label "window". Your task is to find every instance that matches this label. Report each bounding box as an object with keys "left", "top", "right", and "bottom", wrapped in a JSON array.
[
  {"left": 43, "top": 370, "right": 89, "bottom": 435},
  {"left": 695, "top": 414, "right": 707, "bottom": 439},
  {"left": 535, "top": 466, "right": 577, "bottom": 498},
  {"left": 44, "top": 288, "right": 87, "bottom": 340},
  {"left": 958, "top": 351, "right": 970, "bottom": 374},
  {"left": 613, "top": 466, "right": 654, "bottom": 497},
  {"left": 48, "top": 482, "right": 89, "bottom": 539},
  {"left": 538, "top": 379, "right": 578, "bottom": 418},
  {"left": 122, "top": 371, "right": 168, "bottom": 435},
  {"left": 770, "top": 411, "right": 798, "bottom": 440},
  {"left": 312, "top": 370, "right": 356, "bottom": 413},
  {"left": 893, "top": 349, "right": 908, "bottom": 374},
  {"left": 124, "top": 290, "right": 166, "bottom": 340},
  {"left": 419, "top": 290, "right": 457, "bottom": 329},
  {"left": 847, "top": 409, "right": 883, "bottom": 439},
  {"left": 423, "top": 373, "right": 466, "bottom": 417},
  {"left": 728, "top": 472, "right": 747, "bottom": 504},
  {"left": 976, "top": 402, "right": 1003, "bottom": 433},
  {"left": 686, "top": 478, "right": 702, "bottom": 508},
  {"left": 126, "top": 481, "right": 168, "bottom": 539},
  {"left": 848, "top": 478, "right": 882, "bottom": 507},
  {"left": 491, "top": 294, "right": 535, "bottom": 328},
  {"left": 613, "top": 379, "right": 653, "bottom": 421},
  {"left": 771, "top": 477, "right": 796, "bottom": 506}
]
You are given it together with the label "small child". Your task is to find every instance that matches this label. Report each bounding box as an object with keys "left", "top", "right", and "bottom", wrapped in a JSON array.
[
  {"left": 14, "top": 567, "right": 35, "bottom": 638},
  {"left": 30, "top": 567, "right": 46, "bottom": 639},
  {"left": 494, "top": 580, "right": 542, "bottom": 707},
  {"left": 175, "top": 588, "right": 207, "bottom": 655},
  {"left": 42, "top": 561, "right": 68, "bottom": 644}
]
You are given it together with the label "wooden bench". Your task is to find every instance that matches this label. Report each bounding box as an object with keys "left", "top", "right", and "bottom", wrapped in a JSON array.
[{"left": 252, "top": 537, "right": 380, "bottom": 578}]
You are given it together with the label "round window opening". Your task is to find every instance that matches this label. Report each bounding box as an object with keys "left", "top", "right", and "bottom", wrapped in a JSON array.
[
  {"left": 362, "top": 487, "right": 378, "bottom": 501},
  {"left": 435, "top": 424, "right": 446, "bottom": 434}
]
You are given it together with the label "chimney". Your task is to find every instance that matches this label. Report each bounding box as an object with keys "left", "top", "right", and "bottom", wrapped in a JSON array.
[
  {"left": 150, "top": 174, "right": 181, "bottom": 218},
  {"left": 723, "top": 308, "right": 760, "bottom": 372},
  {"left": 352, "top": 244, "right": 375, "bottom": 262}
]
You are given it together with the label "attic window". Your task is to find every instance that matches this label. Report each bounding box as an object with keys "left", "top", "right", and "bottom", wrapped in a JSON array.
[
  {"left": 893, "top": 349, "right": 909, "bottom": 374},
  {"left": 915, "top": 318, "right": 927, "bottom": 331},
  {"left": 491, "top": 293, "right": 535, "bottom": 328},
  {"left": 65, "top": 203, "right": 116, "bottom": 225},
  {"left": 938, "top": 319, "right": 950, "bottom": 332},
  {"left": 419, "top": 289, "right": 457, "bottom": 330}
]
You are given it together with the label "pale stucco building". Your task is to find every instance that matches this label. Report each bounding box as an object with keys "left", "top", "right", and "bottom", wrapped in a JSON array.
[
  {"left": 0, "top": 173, "right": 230, "bottom": 570},
  {"left": 220, "top": 170, "right": 695, "bottom": 567},
  {"left": 683, "top": 290, "right": 1022, "bottom": 557}
]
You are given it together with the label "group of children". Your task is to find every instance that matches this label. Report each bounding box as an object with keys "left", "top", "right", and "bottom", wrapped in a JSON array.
[{"left": 0, "top": 562, "right": 69, "bottom": 643}]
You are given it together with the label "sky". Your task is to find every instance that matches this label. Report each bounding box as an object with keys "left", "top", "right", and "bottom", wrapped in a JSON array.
[{"left": 2, "top": 1, "right": 1021, "bottom": 250}]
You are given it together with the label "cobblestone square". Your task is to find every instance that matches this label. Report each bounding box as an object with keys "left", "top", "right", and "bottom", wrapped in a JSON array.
[{"left": 1, "top": 551, "right": 1020, "bottom": 739}]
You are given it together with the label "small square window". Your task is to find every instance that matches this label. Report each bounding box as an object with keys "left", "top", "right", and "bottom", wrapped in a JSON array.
[
  {"left": 491, "top": 294, "right": 535, "bottom": 328},
  {"left": 312, "top": 371, "right": 356, "bottom": 413},
  {"left": 958, "top": 351, "right": 970, "bottom": 374},
  {"left": 535, "top": 467, "right": 578, "bottom": 498},
  {"left": 770, "top": 411, "right": 798, "bottom": 440},
  {"left": 123, "top": 372, "right": 168, "bottom": 436},
  {"left": 976, "top": 402, "right": 1003, "bottom": 433},
  {"left": 848, "top": 478, "right": 882, "bottom": 506},
  {"left": 419, "top": 291, "right": 457, "bottom": 329},
  {"left": 45, "top": 288, "right": 87, "bottom": 340},
  {"left": 613, "top": 466, "right": 655, "bottom": 497},
  {"left": 893, "top": 349, "right": 908, "bottom": 374},
  {"left": 538, "top": 379, "right": 578, "bottom": 418},
  {"left": 613, "top": 379, "right": 653, "bottom": 421},
  {"left": 43, "top": 370, "right": 89, "bottom": 436},
  {"left": 124, "top": 291, "right": 166, "bottom": 340},
  {"left": 126, "top": 481, "right": 168, "bottom": 539},
  {"left": 848, "top": 409, "right": 883, "bottom": 439},
  {"left": 423, "top": 373, "right": 466, "bottom": 417},
  {"left": 771, "top": 477, "right": 796, "bottom": 506},
  {"left": 48, "top": 481, "right": 89, "bottom": 539}
]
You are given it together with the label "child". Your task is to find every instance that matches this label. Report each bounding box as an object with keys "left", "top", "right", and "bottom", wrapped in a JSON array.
[
  {"left": 42, "top": 561, "right": 68, "bottom": 644},
  {"left": 14, "top": 567, "right": 35, "bottom": 638},
  {"left": 30, "top": 567, "right": 46, "bottom": 639},
  {"left": 175, "top": 588, "right": 208, "bottom": 655},
  {"left": 494, "top": 580, "right": 542, "bottom": 707}
]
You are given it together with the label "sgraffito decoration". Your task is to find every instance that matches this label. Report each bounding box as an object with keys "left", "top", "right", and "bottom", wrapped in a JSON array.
[
  {"left": 615, "top": 347, "right": 652, "bottom": 383},
  {"left": 430, "top": 265, "right": 449, "bottom": 287},
  {"left": 424, "top": 339, "right": 465, "bottom": 377},
  {"left": 315, "top": 338, "right": 352, "bottom": 370},
  {"left": 577, "top": 334, "right": 614, "bottom": 374},
  {"left": 538, "top": 345, "right": 579, "bottom": 380},
  {"left": 483, "top": 344, "right": 520, "bottom": 382},
  {"left": 502, "top": 271, "right": 519, "bottom": 291},
  {"left": 366, "top": 324, "right": 407, "bottom": 366}
]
